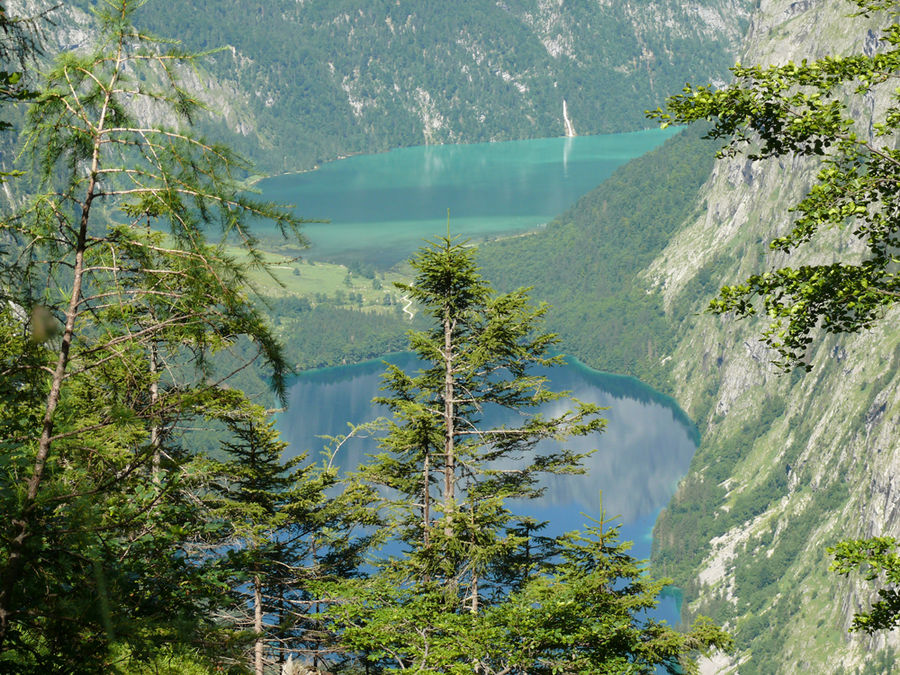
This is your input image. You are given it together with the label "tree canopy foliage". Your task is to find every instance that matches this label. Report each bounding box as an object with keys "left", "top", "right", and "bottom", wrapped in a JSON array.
[
  {"left": 650, "top": 0, "right": 900, "bottom": 371},
  {"left": 830, "top": 537, "right": 900, "bottom": 633},
  {"left": 0, "top": 1, "right": 319, "bottom": 670}
]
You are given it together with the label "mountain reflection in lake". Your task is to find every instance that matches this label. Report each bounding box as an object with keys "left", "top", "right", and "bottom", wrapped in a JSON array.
[{"left": 277, "top": 353, "right": 696, "bottom": 530}]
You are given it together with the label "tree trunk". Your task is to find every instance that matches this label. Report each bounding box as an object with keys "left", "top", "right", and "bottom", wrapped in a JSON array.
[
  {"left": 254, "top": 575, "right": 264, "bottom": 675},
  {"left": 442, "top": 305, "right": 454, "bottom": 537},
  {"left": 470, "top": 506, "right": 479, "bottom": 613},
  {"left": 423, "top": 451, "right": 431, "bottom": 545},
  {"left": 149, "top": 343, "right": 161, "bottom": 484}
]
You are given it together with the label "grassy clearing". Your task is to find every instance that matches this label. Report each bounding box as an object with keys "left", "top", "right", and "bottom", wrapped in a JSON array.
[{"left": 222, "top": 244, "right": 410, "bottom": 315}]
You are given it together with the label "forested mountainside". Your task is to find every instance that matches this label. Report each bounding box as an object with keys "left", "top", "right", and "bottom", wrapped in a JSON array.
[
  {"left": 480, "top": 125, "right": 720, "bottom": 390},
  {"left": 40, "top": 0, "right": 749, "bottom": 172}
]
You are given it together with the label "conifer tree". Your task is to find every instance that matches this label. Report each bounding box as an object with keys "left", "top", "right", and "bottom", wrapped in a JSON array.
[
  {"left": 207, "top": 398, "right": 296, "bottom": 675},
  {"left": 325, "top": 237, "right": 730, "bottom": 673},
  {"left": 364, "top": 235, "right": 603, "bottom": 596},
  {"left": 206, "top": 396, "right": 375, "bottom": 674}
]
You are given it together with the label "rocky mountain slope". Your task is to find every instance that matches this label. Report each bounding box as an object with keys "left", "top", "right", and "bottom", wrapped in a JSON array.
[
  {"left": 648, "top": 1, "right": 900, "bottom": 672},
  {"left": 40, "top": 0, "right": 750, "bottom": 172}
]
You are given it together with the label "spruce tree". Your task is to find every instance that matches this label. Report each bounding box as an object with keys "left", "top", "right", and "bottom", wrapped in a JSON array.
[
  {"left": 206, "top": 396, "right": 374, "bottom": 674},
  {"left": 364, "top": 235, "right": 603, "bottom": 596},
  {"left": 325, "top": 237, "right": 729, "bottom": 673}
]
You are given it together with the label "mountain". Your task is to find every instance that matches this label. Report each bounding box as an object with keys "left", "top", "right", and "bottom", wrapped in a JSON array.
[
  {"left": 647, "top": 2, "right": 900, "bottom": 672},
  {"left": 483, "top": 1, "right": 900, "bottom": 671},
  {"left": 40, "top": 0, "right": 750, "bottom": 172},
  {"left": 479, "top": 124, "right": 720, "bottom": 390}
]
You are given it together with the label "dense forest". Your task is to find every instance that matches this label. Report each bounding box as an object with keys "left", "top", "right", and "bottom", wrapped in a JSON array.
[
  {"left": 479, "top": 124, "right": 721, "bottom": 390},
  {"left": 57, "top": 0, "right": 748, "bottom": 172}
]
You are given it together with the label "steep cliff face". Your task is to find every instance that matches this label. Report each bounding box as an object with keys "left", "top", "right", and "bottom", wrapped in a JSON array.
[
  {"left": 649, "top": 1, "right": 900, "bottom": 672},
  {"left": 46, "top": 0, "right": 750, "bottom": 172}
]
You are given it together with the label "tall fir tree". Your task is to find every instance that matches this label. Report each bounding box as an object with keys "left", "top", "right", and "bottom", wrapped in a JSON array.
[
  {"left": 325, "top": 236, "right": 730, "bottom": 673},
  {"left": 205, "top": 395, "right": 376, "bottom": 673}
]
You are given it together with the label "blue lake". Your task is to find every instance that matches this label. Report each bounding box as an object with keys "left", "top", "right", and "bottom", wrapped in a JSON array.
[{"left": 277, "top": 353, "right": 696, "bottom": 625}]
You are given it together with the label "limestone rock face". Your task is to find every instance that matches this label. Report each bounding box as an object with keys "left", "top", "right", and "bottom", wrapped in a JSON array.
[{"left": 648, "top": 1, "right": 900, "bottom": 672}]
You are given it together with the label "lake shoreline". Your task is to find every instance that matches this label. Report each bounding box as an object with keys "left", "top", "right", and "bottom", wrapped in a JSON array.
[
  {"left": 249, "top": 126, "right": 675, "bottom": 187},
  {"left": 254, "top": 127, "right": 680, "bottom": 269}
]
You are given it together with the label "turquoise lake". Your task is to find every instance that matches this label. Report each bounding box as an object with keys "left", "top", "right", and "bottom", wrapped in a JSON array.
[
  {"left": 278, "top": 354, "right": 696, "bottom": 624},
  {"left": 272, "top": 129, "right": 694, "bottom": 627},
  {"left": 258, "top": 127, "right": 679, "bottom": 267}
]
